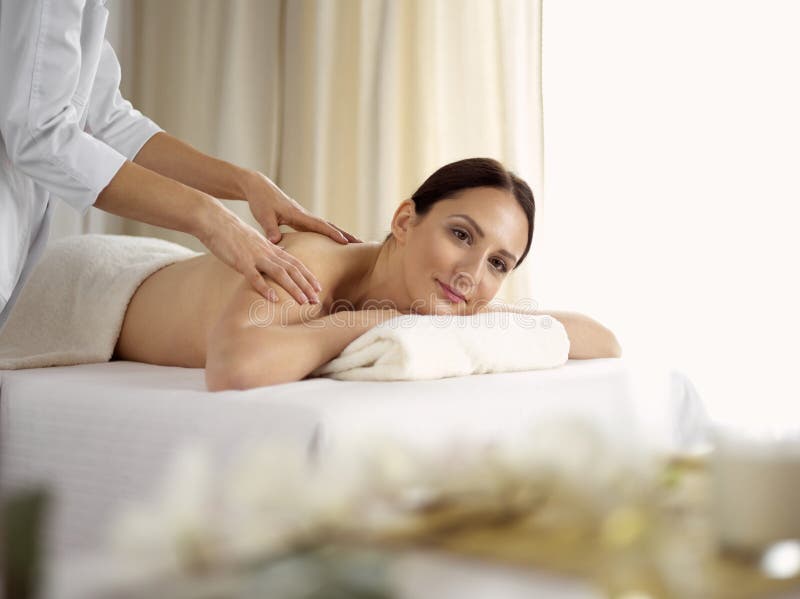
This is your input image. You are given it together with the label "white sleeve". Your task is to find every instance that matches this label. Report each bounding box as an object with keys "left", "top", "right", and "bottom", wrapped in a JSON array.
[
  {"left": 85, "top": 41, "right": 163, "bottom": 161},
  {"left": 0, "top": 0, "right": 127, "bottom": 215}
]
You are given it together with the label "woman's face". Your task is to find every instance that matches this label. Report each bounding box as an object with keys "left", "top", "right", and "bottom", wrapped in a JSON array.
[{"left": 393, "top": 186, "right": 529, "bottom": 314}]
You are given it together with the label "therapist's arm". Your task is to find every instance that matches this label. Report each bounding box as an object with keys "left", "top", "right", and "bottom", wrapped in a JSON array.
[
  {"left": 0, "top": 0, "right": 318, "bottom": 304},
  {"left": 131, "top": 131, "right": 359, "bottom": 244},
  {"left": 93, "top": 160, "right": 224, "bottom": 239},
  {"left": 81, "top": 42, "right": 318, "bottom": 304},
  {"left": 94, "top": 160, "right": 321, "bottom": 304},
  {"left": 131, "top": 131, "right": 252, "bottom": 202}
]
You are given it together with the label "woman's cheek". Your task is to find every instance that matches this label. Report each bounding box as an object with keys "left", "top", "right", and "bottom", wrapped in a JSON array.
[
  {"left": 424, "top": 243, "right": 451, "bottom": 270},
  {"left": 480, "top": 280, "right": 500, "bottom": 304}
]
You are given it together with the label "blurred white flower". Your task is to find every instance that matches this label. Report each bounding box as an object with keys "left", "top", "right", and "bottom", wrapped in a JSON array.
[
  {"left": 105, "top": 417, "right": 657, "bottom": 584},
  {"left": 108, "top": 444, "right": 218, "bottom": 577},
  {"left": 220, "top": 440, "right": 315, "bottom": 562}
]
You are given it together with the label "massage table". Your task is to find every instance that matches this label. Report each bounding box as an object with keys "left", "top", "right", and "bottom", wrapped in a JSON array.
[{"left": 0, "top": 358, "right": 708, "bottom": 597}]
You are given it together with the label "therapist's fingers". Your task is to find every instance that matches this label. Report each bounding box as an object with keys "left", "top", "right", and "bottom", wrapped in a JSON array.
[
  {"left": 247, "top": 267, "right": 279, "bottom": 302},
  {"left": 289, "top": 211, "right": 360, "bottom": 244},
  {"left": 251, "top": 249, "right": 320, "bottom": 305},
  {"left": 262, "top": 253, "right": 319, "bottom": 303},
  {"left": 259, "top": 258, "right": 316, "bottom": 305},
  {"left": 200, "top": 206, "right": 321, "bottom": 303},
  {"left": 259, "top": 213, "right": 283, "bottom": 244},
  {"left": 244, "top": 174, "right": 360, "bottom": 243},
  {"left": 274, "top": 249, "right": 322, "bottom": 293},
  {"left": 327, "top": 221, "right": 362, "bottom": 243},
  {"left": 274, "top": 253, "right": 320, "bottom": 301}
]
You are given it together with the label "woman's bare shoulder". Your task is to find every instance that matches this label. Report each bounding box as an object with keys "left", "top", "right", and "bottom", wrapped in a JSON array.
[
  {"left": 279, "top": 230, "right": 348, "bottom": 255},
  {"left": 279, "top": 231, "right": 351, "bottom": 276},
  {"left": 207, "top": 231, "right": 351, "bottom": 331}
]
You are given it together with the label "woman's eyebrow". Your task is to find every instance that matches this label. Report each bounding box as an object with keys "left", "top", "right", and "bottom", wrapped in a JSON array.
[
  {"left": 451, "top": 214, "right": 486, "bottom": 238},
  {"left": 450, "top": 214, "right": 518, "bottom": 265}
]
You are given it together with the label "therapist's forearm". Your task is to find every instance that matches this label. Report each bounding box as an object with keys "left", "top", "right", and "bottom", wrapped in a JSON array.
[
  {"left": 94, "top": 160, "right": 223, "bottom": 240},
  {"left": 132, "top": 131, "right": 254, "bottom": 200}
]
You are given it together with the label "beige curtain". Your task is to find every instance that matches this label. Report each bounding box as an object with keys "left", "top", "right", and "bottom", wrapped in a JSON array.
[{"left": 71, "top": 0, "right": 543, "bottom": 302}]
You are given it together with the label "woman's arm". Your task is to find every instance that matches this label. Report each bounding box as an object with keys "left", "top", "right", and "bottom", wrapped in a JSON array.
[
  {"left": 206, "top": 306, "right": 397, "bottom": 391},
  {"left": 544, "top": 310, "right": 622, "bottom": 359},
  {"left": 481, "top": 303, "right": 622, "bottom": 360},
  {"left": 204, "top": 264, "right": 401, "bottom": 390}
]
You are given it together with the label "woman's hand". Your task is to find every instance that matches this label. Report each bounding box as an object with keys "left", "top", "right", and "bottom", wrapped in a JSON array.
[
  {"left": 197, "top": 197, "right": 323, "bottom": 304},
  {"left": 242, "top": 171, "right": 361, "bottom": 245}
]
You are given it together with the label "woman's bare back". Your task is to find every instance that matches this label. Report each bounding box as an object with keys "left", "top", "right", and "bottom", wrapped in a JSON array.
[
  {"left": 113, "top": 233, "right": 368, "bottom": 368},
  {"left": 113, "top": 253, "right": 239, "bottom": 367}
]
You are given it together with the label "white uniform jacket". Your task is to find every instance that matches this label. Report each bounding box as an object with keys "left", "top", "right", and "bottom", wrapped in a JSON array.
[{"left": 0, "top": 0, "right": 162, "bottom": 329}]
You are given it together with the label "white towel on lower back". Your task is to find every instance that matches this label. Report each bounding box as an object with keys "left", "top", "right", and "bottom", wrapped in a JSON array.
[
  {"left": 0, "top": 234, "right": 200, "bottom": 369},
  {"left": 312, "top": 311, "right": 570, "bottom": 381}
]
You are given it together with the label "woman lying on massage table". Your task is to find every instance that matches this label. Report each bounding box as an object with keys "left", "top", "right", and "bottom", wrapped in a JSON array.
[{"left": 113, "top": 157, "right": 622, "bottom": 390}]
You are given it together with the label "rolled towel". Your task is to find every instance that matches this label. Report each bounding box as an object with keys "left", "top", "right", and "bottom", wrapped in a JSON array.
[{"left": 312, "top": 311, "right": 570, "bottom": 381}]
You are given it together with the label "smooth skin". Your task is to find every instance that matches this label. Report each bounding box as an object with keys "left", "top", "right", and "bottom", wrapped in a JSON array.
[
  {"left": 95, "top": 131, "right": 360, "bottom": 305},
  {"left": 114, "top": 187, "right": 622, "bottom": 390}
]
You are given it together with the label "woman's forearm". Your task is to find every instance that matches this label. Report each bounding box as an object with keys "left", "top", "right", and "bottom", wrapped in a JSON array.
[
  {"left": 544, "top": 310, "right": 622, "bottom": 359},
  {"left": 209, "top": 309, "right": 395, "bottom": 390},
  {"left": 484, "top": 303, "right": 622, "bottom": 359},
  {"left": 262, "top": 311, "right": 387, "bottom": 384}
]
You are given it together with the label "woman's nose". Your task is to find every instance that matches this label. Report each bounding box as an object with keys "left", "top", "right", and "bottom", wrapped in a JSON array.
[{"left": 451, "top": 266, "right": 482, "bottom": 298}]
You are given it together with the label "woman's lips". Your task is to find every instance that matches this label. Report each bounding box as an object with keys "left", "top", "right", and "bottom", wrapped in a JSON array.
[{"left": 436, "top": 280, "right": 466, "bottom": 303}]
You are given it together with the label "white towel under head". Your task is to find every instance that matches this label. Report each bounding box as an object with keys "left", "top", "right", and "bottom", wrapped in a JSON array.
[{"left": 312, "top": 311, "right": 570, "bottom": 381}]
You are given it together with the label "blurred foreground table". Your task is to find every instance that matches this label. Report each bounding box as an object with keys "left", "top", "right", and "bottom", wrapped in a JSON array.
[{"left": 27, "top": 455, "right": 800, "bottom": 599}]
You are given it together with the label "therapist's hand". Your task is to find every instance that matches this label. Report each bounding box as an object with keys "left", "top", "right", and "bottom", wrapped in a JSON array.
[
  {"left": 242, "top": 171, "right": 361, "bottom": 245},
  {"left": 199, "top": 199, "right": 323, "bottom": 304}
]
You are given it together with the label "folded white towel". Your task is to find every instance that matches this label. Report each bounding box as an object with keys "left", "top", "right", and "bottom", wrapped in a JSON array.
[
  {"left": 0, "top": 235, "right": 200, "bottom": 370},
  {"left": 312, "top": 311, "right": 570, "bottom": 381}
]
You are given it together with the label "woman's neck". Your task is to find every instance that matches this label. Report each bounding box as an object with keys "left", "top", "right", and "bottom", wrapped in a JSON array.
[{"left": 337, "top": 239, "right": 411, "bottom": 312}]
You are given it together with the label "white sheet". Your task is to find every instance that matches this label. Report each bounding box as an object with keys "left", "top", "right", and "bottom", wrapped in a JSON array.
[{"left": 0, "top": 358, "right": 708, "bottom": 568}]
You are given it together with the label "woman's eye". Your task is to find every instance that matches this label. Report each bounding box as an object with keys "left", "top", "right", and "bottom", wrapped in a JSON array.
[
  {"left": 452, "top": 228, "right": 470, "bottom": 242},
  {"left": 491, "top": 258, "right": 508, "bottom": 272}
]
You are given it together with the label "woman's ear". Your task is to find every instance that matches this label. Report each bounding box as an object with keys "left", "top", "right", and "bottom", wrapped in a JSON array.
[{"left": 390, "top": 199, "right": 416, "bottom": 245}]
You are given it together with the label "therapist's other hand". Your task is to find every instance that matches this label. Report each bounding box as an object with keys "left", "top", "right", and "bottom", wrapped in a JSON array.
[
  {"left": 199, "top": 200, "right": 322, "bottom": 304},
  {"left": 243, "top": 171, "right": 361, "bottom": 245}
]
